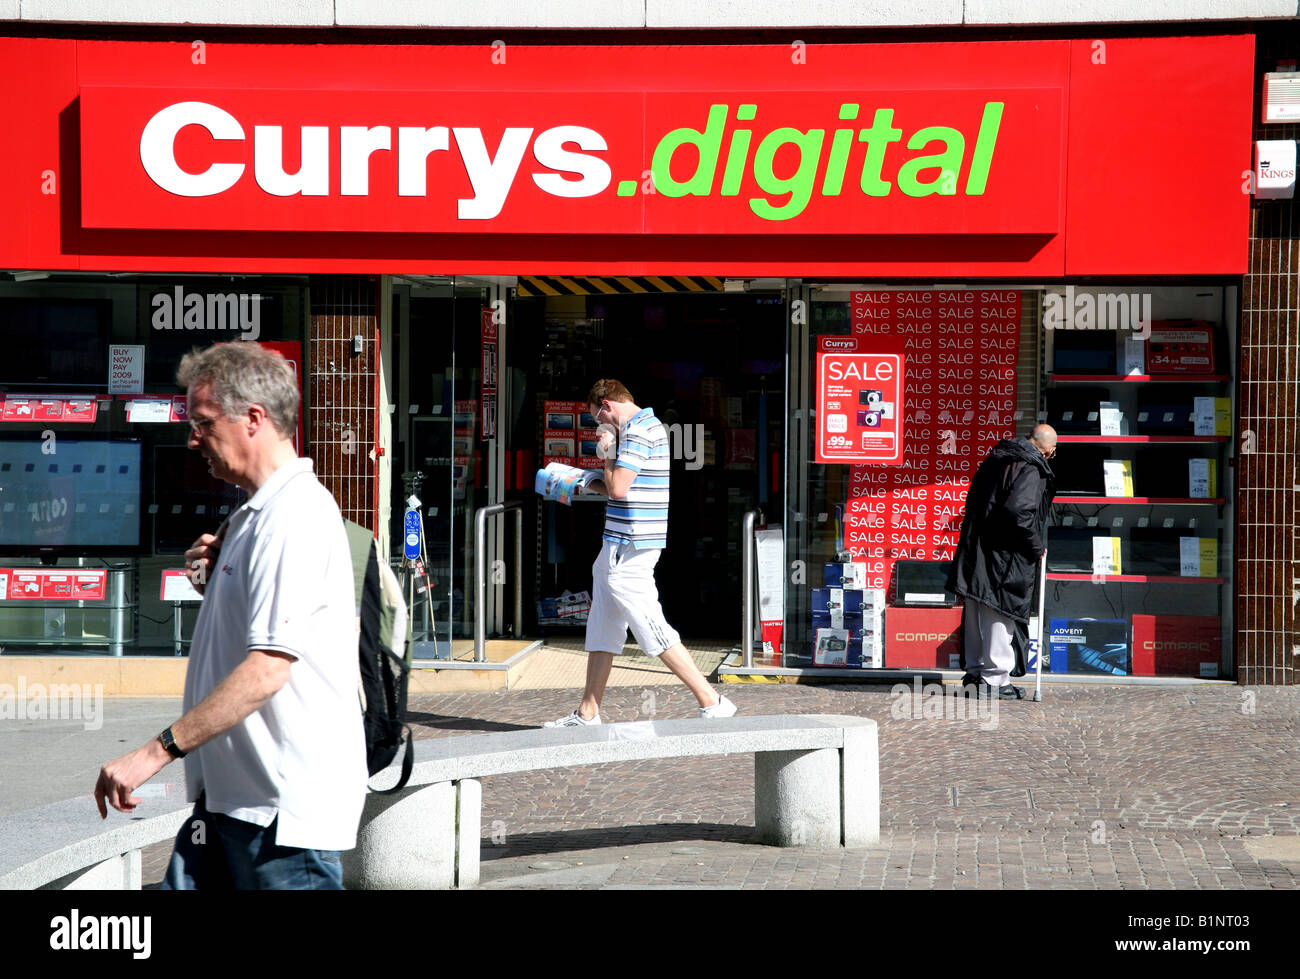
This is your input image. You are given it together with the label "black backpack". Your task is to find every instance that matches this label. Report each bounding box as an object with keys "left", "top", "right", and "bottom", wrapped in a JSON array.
[{"left": 344, "top": 520, "right": 414, "bottom": 794}]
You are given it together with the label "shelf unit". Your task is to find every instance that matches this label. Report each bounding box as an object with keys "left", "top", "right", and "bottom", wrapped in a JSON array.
[
  {"left": 1057, "top": 435, "right": 1228, "bottom": 443},
  {"left": 1054, "top": 497, "right": 1224, "bottom": 505},
  {"left": 1047, "top": 573, "right": 1225, "bottom": 584},
  {"left": 1048, "top": 374, "right": 1229, "bottom": 384},
  {"left": 1041, "top": 287, "right": 1232, "bottom": 679}
]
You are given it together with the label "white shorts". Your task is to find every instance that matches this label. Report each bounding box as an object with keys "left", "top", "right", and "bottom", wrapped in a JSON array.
[{"left": 585, "top": 541, "right": 681, "bottom": 657}]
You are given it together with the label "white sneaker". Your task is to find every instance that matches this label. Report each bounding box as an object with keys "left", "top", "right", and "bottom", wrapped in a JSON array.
[
  {"left": 544, "top": 710, "right": 601, "bottom": 728},
  {"left": 699, "top": 694, "right": 737, "bottom": 719}
]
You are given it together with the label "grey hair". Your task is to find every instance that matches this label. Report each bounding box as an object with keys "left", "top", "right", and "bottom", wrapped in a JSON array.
[{"left": 176, "top": 342, "right": 299, "bottom": 439}]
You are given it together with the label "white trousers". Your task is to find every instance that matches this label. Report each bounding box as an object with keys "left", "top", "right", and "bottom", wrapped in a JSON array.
[
  {"left": 586, "top": 541, "right": 681, "bottom": 657},
  {"left": 964, "top": 598, "right": 1016, "bottom": 687}
]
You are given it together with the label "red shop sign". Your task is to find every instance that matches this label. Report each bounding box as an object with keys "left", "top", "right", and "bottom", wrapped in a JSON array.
[
  {"left": 78, "top": 85, "right": 1061, "bottom": 237},
  {"left": 0, "top": 36, "right": 1254, "bottom": 276}
]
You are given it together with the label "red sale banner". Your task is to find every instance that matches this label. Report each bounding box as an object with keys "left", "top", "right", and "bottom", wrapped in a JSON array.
[
  {"left": 815, "top": 339, "right": 905, "bottom": 464},
  {"left": 838, "top": 290, "right": 1021, "bottom": 592}
]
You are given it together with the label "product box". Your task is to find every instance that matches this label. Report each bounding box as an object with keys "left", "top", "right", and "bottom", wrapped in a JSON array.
[
  {"left": 884, "top": 606, "right": 963, "bottom": 669},
  {"left": 1130, "top": 614, "right": 1221, "bottom": 677},
  {"left": 1102, "top": 460, "right": 1134, "bottom": 497},
  {"left": 1050, "top": 618, "right": 1129, "bottom": 675},
  {"left": 823, "top": 562, "right": 867, "bottom": 589},
  {"left": 1192, "top": 396, "right": 1231, "bottom": 437},
  {"left": 813, "top": 628, "right": 862, "bottom": 667},
  {"left": 812, "top": 587, "right": 865, "bottom": 631},
  {"left": 1027, "top": 615, "right": 1041, "bottom": 671},
  {"left": 537, "top": 589, "right": 592, "bottom": 624},
  {"left": 1098, "top": 401, "right": 1128, "bottom": 436},
  {"left": 1145, "top": 321, "right": 1216, "bottom": 374},
  {"left": 1123, "top": 335, "right": 1146, "bottom": 376},
  {"left": 1188, "top": 458, "right": 1217, "bottom": 498},
  {"left": 1179, "top": 537, "right": 1218, "bottom": 577},
  {"left": 1092, "top": 536, "right": 1123, "bottom": 575},
  {"left": 812, "top": 588, "right": 883, "bottom": 667}
]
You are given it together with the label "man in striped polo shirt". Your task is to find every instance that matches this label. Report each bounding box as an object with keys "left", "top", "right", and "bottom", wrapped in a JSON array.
[{"left": 545, "top": 379, "right": 737, "bottom": 726}]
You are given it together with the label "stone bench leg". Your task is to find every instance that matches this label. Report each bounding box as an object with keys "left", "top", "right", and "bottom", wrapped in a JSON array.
[
  {"left": 343, "top": 779, "right": 481, "bottom": 889},
  {"left": 754, "top": 747, "right": 842, "bottom": 847},
  {"left": 841, "top": 722, "right": 880, "bottom": 847},
  {"left": 61, "top": 850, "right": 143, "bottom": 890}
]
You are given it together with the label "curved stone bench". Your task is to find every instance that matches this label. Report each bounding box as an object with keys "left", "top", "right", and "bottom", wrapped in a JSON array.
[
  {"left": 343, "top": 713, "right": 879, "bottom": 889},
  {"left": 1, "top": 714, "right": 879, "bottom": 890},
  {"left": 0, "top": 782, "right": 191, "bottom": 890}
]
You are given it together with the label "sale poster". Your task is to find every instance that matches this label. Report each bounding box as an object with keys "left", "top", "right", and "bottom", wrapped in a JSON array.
[
  {"left": 815, "top": 339, "right": 904, "bottom": 464},
  {"left": 837, "top": 290, "right": 1021, "bottom": 592}
]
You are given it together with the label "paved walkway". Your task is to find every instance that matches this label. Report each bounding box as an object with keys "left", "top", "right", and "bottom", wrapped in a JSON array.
[
  {"left": 3, "top": 645, "right": 1298, "bottom": 889},
  {"left": 411, "top": 681, "right": 1300, "bottom": 890},
  {"left": 505, "top": 637, "right": 734, "bottom": 690}
]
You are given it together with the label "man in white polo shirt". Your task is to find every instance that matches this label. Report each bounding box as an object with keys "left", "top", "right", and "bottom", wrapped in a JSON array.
[
  {"left": 93, "top": 342, "right": 366, "bottom": 889},
  {"left": 545, "top": 378, "right": 737, "bottom": 727}
]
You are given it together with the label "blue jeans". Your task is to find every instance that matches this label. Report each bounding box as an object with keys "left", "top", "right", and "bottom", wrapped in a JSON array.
[{"left": 161, "top": 795, "right": 344, "bottom": 890}]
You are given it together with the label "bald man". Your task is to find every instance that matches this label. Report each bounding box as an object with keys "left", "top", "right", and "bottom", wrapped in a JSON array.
[{"left": 946, "top": 426, "right": 1058, "bottom": 698}]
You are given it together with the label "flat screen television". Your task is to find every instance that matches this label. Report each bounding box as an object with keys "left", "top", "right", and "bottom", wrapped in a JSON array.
[
  {"left": 152, "top": 445, "right": 246, "bottom": 554},
  {"left": 0, "top": 298, "right": 111, "bottom": 388},
  {"left": 0, "top": 437, "right": 146, "bottom": 560}
]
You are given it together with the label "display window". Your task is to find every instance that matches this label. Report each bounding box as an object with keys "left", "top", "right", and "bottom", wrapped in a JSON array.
[
  {"left": 782, "top": 282, "right": 1236, "bottom": 680},
  {"left": 0, "top": 276, "right": 308, "bottom": 654}
]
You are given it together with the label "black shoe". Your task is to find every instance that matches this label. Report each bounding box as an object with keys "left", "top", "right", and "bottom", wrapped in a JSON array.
[
  {"left": 959, "top": 674, "right": 984, "bottom": 695},
  {"left": 994, "top": 683, "right": 1026, "bottom": 700}
]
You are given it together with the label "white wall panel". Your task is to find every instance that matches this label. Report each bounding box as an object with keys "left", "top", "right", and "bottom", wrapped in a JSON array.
[
  {"left": 334, "top": 0, "right": 645, "bottom": 28},
  {"left": 647, "top": 0, "right": 962, "bottom": 27},
  {"left": 3, "top": 1, "right": 1292, "bottom": 31},
  {"left": 964, "top": 0, "right": 1296, "bottom": 22},
  {"left": 16, "top": 1, "right": 334, "bottom": 25}
]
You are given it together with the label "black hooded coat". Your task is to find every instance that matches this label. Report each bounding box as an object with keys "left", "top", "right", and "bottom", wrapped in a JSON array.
[{"left": 946, "top": 436, "right": 1055, "bottom": 625}]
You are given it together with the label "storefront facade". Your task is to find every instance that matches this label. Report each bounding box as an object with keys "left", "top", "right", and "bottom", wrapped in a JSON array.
[{"left": 0, "top": 22, "right": 1294, "bottom": 683}]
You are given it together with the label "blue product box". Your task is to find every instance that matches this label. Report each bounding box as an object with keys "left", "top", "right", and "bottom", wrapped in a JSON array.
[
  {"left": 1049, "top": 617, "right": 1129, "bottom": 675},
  {"left": 823, "top": 562, "right": 867, "bottom": 589},
  {"left": 812, "top": 587, "right": 865, "bottom": 632}
]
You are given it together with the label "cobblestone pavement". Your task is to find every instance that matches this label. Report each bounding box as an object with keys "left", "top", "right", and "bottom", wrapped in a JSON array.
[{"left": 138, "top": 682, "right": 1300, "bottom": 889}]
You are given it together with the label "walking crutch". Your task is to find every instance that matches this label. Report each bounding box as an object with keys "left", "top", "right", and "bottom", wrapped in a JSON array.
[{"left": 1033, "top": 550, "right": 1047, "bottom": 702}]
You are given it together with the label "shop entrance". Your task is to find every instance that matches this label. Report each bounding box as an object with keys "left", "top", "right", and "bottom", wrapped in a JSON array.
[
  {"left": 388, "top": 276, "right": 504, "bottom": 653},
  {"left": 511, "top": 286, "right": 786, "bottom": 639}
]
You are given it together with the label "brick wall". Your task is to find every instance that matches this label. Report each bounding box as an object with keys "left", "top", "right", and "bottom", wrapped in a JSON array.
[
  {"left": 308, "top": 275, "right": 380, "bottom": 531},
  {"left": 1237, "top": 34, "right": 1300, "bottom": 685}
]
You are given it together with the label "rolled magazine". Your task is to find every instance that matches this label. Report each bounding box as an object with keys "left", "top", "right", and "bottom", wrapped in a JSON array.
[{"left": 534, "top": 462, "right": 603, "bottom": 506}]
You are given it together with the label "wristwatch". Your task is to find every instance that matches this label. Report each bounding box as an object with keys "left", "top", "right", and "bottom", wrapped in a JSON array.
[{"left": 157, "top": 726, "right": 187, "bottom": 760}]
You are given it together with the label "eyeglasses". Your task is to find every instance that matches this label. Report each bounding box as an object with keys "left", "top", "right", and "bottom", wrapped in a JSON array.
[{"left": 188, "top": 415, "right": 220, "bottom": 436}]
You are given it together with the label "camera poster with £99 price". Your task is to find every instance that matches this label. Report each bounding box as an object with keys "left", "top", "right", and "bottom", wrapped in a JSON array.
[{"left": 816, "top": 337, "right": 905, "bottom": 465}]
